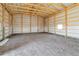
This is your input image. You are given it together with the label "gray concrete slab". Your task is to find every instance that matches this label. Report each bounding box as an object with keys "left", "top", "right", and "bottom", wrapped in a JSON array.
[{"left": 0, "top": 33, "right": 79, "bottom": 56}]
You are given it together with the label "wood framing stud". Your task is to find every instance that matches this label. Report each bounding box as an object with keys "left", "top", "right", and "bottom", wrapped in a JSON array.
[
  {"left": 48, "top": 18, "right": 50, "bottom": 32},
  {"left": 43, "top": 18, "right": 45, "bottom": 32},
  {"left": 30, "top": 14, "right": 31, "bottom": 32},
  {"left": 37, "top": 16, "right": 39, "bottom": 32},
  {"left": 11, "top": 15, "right": 13, "bottom": 34},
  {"left": 54, "top": 15, "right": 56, "bottom": 34},
  {"left": 2, "top": 5, "right": 5, "bottom": 40},
  {"left": 65, "top": 7, "right": 68, "bottom": 40},
  {"left": 21, "top": 14, "right": 23, "bottom": 33}
]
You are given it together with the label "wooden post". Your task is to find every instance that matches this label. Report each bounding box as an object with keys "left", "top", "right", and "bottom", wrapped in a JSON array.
[
  {"left": 21, "top": 14, "right": 23, "bottom": 33},
  {"left": 48, "top": 18, "right": 50, "bottom": 32},
  {"left": 54, "top": 15, "right": 56, "bottom": 34},
  {"left": 30, "top": 14, "right": 31, "bottom": 32},
  {"left": 11, "top": 14, "right": 13, "bottom": 34},
  {"left": 37, "top": 16, "right": 39, "bottom": 32},
  {"left": 9, "top": 14, "right": 10, "bottom": 35},
  {"left": 65, "top": 7, "right": 68, "bottom": 40},
  {"left": 43, "top": 18, "right": 45, "bottom": 32},
  {"left": 2, "top": 5, "right": 5, "bottom": 40}
]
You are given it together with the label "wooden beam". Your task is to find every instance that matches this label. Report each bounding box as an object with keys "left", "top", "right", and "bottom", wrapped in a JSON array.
[
  {"left": 66, "top": 3, "right": 77, "bottom": 10},
  {"left": 5, "top": 4, "right": 50, "bottom": 14},
  {"left": 26, "top": 4, "right": 57, "bottom": 12},
  {"left": 4, "top": 4, "right": 59, "bottom": 18},
  {"left": 1, "top": 4, "right": 12, "bottom": 16},
  {"left": 12, "top": 10, "right": 46, "bottom": 17},
  {"left": 9, "top": 8, "right": 49, "bottom": 15},
  {"left": 47, "top": 3, "right": 61, "bottom": 11},
  {"left": 46, "top": 3, "right": 76, "bottom": 18},
  {"left": 60, "top": 3, "right": 66, "bottom": 8}
]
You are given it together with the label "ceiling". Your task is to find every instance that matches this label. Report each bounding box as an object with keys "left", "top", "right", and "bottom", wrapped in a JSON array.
[{"left": 3, "top": 3, "right": 74, "bottom": 17}]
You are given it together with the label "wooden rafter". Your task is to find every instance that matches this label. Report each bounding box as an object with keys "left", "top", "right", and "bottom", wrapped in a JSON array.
[{"left": 2, "top": 3, "right": 74, "bottom": 18}]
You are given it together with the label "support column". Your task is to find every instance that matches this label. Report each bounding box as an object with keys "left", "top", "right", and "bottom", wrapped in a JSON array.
[
  {"left": 65, "top": 7, "right": 68, "bottom": 40},
  {"left": 54, "top": 15, "right": 56, "bottom": 34},
  {"left": 30, "top": 14, "right": 31, "bottom": 32},
  {"left": 21, "top": 14, "right": 23, "bottom": 33},
  {"left": 9, "top": 14, "right": 10, "bottom": 35},
  {"left": 37, "top": 16, "right": 39, "bottom": 32},
  {"left": 11, "top": 14, "right": 13, "bottom": 34},
  {"left": 48, "top": 18, "right": 50, "bottom": 32},
  {"left": 2, "top": 5, "right": 5, "bottom": 40},
  {"left": 43, "top": 18, "right": 45, "bottom": 32}
]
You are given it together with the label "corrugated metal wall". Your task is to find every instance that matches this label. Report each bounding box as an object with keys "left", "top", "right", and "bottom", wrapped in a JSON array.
[
  {"left": 4, "top": 9, "right": 10, "bottom": 37},
  {"left": 37, "top": 16, "right": 44, "bottom": 32},
  {"left": 31, "top": 15, "right": 37, "bottom": 32},
  {"left": 23, "top": 14, "right": 30, "bottom": 33},
  {"left": 45, "top": 5, "right": 79, "bottom": 39},
  {"left": 13, "top": 14, "right": 44, "bottom": 33},
  {"left": 49, "top": 17, "right": 55, "bottom": 33},
  {"left": 0, "top": 4, "right": 12, "bottom": 41},
  {"left": 0, "top": 4, "right": 79, "bottom": 40},
  {"left": 45, "top": 18, "right": 49, "bottom": 32},
  {"left": 67, "top": 6, "right": 79, "bottom": 38},
  {"left": 13, "top": 14, "right": 22, "bottom": 33},
  {"left": 55, "top": 11, "right": 66, "bottom": 35}
]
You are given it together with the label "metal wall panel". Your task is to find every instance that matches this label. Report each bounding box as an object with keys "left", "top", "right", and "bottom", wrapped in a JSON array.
[
  {"left": 46, "top": 5, "right": 79, "bottom": 39},
  {"left": 13, "top": 14, "right": 44, "bottom": 33},
  {"left": 45, "top": 18, "right": 48, "bottom": 32},
  {"left": 55, "top": 11, "right": 65, "bottom": 35},
  {"left": 67, "top": 6, "right": 79, "bottom": 38},
  {"left": 4, "top": 9, "right": 10, "bottom": 37},
  {"left": 31, "top": 15, "right": 37, "bottom": 32},
  {"left": 23, "top": 15, "right": 30, "bottom": 33},
  {"left": 49, "top": 17, "right": 55, "bottom": 33},
  {"left": 9, "top": 15, "right": 12, "bottom": 35},
  {"left": 13, "top": 14, "right": 21, "bottom": 33},
  {"left": 38, "top": 16, "right": 44, "bottom": 32}
]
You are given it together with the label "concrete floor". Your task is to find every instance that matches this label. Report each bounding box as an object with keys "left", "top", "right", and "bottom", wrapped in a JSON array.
[{"left": 0, "top": 33, "right": 79, "bottom": 56}]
